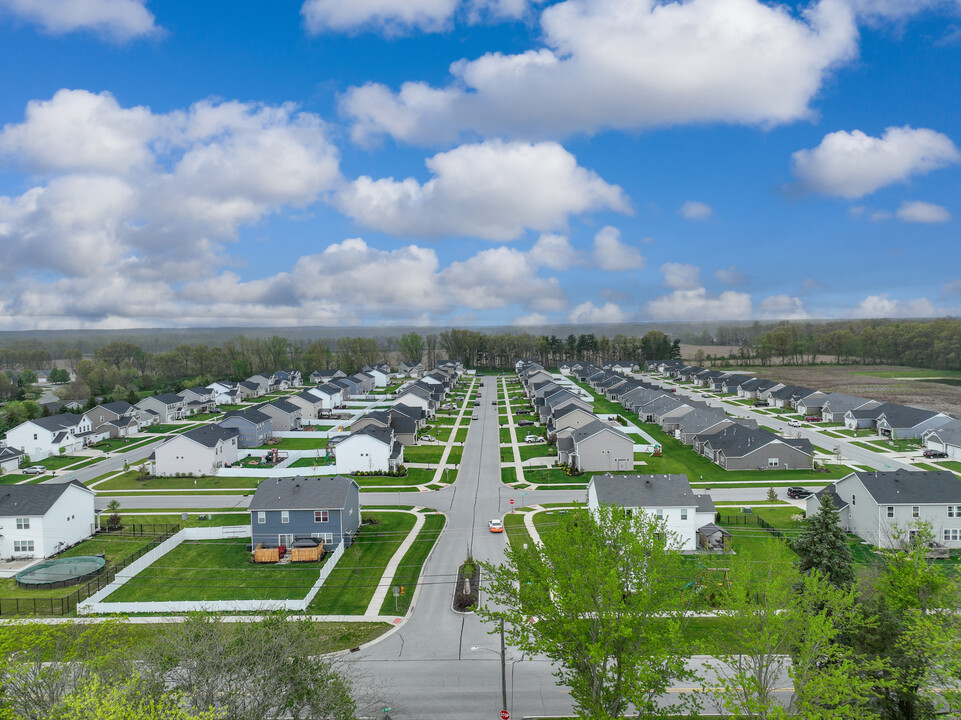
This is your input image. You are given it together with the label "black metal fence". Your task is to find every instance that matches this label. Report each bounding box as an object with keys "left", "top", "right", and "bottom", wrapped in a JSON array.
[
  {"left": 99, "top": 523, "right": 180, "bottom": 537},
  {"left": 0, "top": 524, "right": 180, "bottom": 617},
  {"left": 716, "top": 513, "right": 788, "bottom": 541}
]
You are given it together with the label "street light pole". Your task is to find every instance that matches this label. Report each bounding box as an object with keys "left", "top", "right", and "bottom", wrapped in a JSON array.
[{"left": 500, "top": 618, "right": 508, "bottom": 713}]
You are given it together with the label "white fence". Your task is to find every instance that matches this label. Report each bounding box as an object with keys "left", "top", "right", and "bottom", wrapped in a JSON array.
[{"left": 78, "top": 526, "right": 345, "bottom": 615}]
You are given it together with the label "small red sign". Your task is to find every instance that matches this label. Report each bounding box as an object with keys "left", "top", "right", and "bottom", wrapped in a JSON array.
[
  {"left": 499, "top": 711, "right": 510, "bottom": 720},
  {"left": 509, "top": 499, "right": 514, "bottom": 505}
]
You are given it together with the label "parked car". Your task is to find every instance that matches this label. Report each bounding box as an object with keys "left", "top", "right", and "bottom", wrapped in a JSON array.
[
  {"left": 489, "top": 519, "right": 504, "bottom": 533},
  {"left": 474, "top": 401, "right": 481, "bottom": 406},
  {"left": 787, "top": 486, "right": 813, "bottom": 499},
  {"left": 517, "top": 420, "right": 534, "bottom": 427},
  {"left": 754, "top": 400, "right": 769, "bottom": 407},
  {"left": 525, "top": 434, "right": 541, "bottom": 443},
  {"left": 923, "top": 449, "right": 948, "bottom": 459},
  {"left": 491, "top": 401, "right": 497, "bottom": 406},
  {"left": 420, "top": 435, "right": 436, "bottom": 443},
  {"left": 21, "top": 465, "right": 46, "bottom": 475},
  {"left": 472, "top": 415, "right": 479, "bottom": 421},
  {"left": 788, "top": 420, "right": 802, "bottom": 427},
  {"left": 804, "top": 416, "right": 822, "bottom": 422}
]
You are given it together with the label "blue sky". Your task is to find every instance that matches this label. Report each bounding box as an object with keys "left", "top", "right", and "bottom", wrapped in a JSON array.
[{"left": 0, "top": 0, "right": 959, "bottom": 330}]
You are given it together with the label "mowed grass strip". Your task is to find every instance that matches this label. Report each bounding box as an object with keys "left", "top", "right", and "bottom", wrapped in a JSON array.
[
  {"left": 402, "top": 445, "right": 445, "bottom": 463},
  {"left": 379, "top": 513, "right": 446, "bottom": 615},
  {"left": 255, "top": 437, "right": 328, "bottom": 450},
  {"left": 95, "top": 472, "right": 263, "bottom": 491},
  {"left": 105, "top": 538, "right": 323, "bottom": 602},
  {"left": 308, "top": 512, "right": 417, "bottom": 615}
]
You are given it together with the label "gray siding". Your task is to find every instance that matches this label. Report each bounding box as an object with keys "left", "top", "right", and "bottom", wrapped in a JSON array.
[{"left": 720, "top": 443, "right": 812, "bottom": 471}]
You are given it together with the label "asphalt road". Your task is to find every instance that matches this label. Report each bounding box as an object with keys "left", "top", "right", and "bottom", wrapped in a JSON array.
[{"left": 45, "top": 439, "right": 163, "bottom": 488}]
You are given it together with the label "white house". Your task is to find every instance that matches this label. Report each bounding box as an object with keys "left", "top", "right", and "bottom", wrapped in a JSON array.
[
  {"left": 5, "top": 414, "right": 94, "bottom": 461},
  {"left": 0, "top": 447, "right": 25, "bottom": 473},
  {"left": 362, "top": 365, "right": 390, "bottom": 388},
  {"left": 0, "top": 480, "right": 96, "bottom": 559},
  {"left": 152, "top": 425, "right": 240, "bottom": 477},
  {"left": 309, "top": 383, "right": 344, "bottom": 410},
  {"left": 334, "top": 426, "right": 403, "bottom": 474},
  {"left": 587, "top": 474, "right": 717, "bottom": 552},
  {"left": 807, "top": 470, "right": 961, "bottom": 549}
]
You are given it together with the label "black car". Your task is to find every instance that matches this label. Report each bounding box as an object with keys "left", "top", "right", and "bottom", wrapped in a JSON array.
[
  {"left": 923, "top": 449, "right": 948, "bottom": 458},
  {"left": 753, "top": 400, "right": 769, "bottom": 407},
  {"left": 787, "top": 486, "right": 812, "bottom": 499},
  {"left": 517, "top": 420, "right": 534, "bottom": 426}
]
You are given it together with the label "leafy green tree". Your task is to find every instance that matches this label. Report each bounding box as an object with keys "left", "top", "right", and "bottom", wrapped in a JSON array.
[
  {"left": 793, "top": 492, "right": 855, "bottom": 588},
  {"left": 17, "top": 369, "right": 37, "bottom": 386},
  {"left": 52, "top": 675, "right": 224, "bottom": 720},
  {"left": 397, "top": 332, "right": 425, "bottom": 364},
  {"left": 477, "top": 504, "right": 698, "bottom": 719}
]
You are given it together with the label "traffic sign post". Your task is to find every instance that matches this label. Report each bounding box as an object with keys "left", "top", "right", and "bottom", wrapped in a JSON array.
[
  {"left": 499, "top": 710, "right": 510, "bottom": 719},
  {"left": 510, "top": 498, "right": 514, "bottom": 513}
]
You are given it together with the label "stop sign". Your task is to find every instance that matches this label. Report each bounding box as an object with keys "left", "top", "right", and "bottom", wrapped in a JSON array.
[
  {"left": 510, "top": 498, "right": 514, "bottom": 505},
  {"left": 499, "top": 711, "right": 510, "bottom": 720}
]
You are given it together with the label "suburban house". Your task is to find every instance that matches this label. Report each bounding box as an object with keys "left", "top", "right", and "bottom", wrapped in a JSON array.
[
  {"left": 808, "top": 470, "right": 961, "bottom": 549},
  {"left": 875, "top": 406, "right": 954, "bottom": 439},
  {"left": 844, "top": 402, "right": 902, "bottom": 430},
  {"left": 253, "top": 400, "right": 302, "bottom": 432},
  {"left": 310, "top": 369, "right": 347, "bottom": 384},
  {"left": 5, "top": 413, "right": 95, "bottom": 460},
  {"left": 152, "top": 425, "right": 240, "bottom": 477},
  {"left": 286, "top": 390, "right": 327, "bottom": 419},
  {"left": 766, "top": 385, "right": 814, "bottom": 409},
  {"left": 309, "top": 383, "right": 344, "bottom": 410},
  {"left": 549, "top": 404, "right": 603, "bottom": 434},
  {"left": 696, "top": 424, "right": 813, "bottom": 471},
  {"left": 334, "top": 426, "right": 403, "bottom": 474},
  {"left": 793, "top": 390, "right": 828, "bottom": 416},
  {"left": 219, "top": 408, "right": 272, "bottom": 448},
  {"left": 397, "top": 362, "right": 425, "bottom": 378},
  {"left": 0, "top": 446, "right": 25, "bottom": 473},
  {"left": 273, "top": 369, "right": 303, "bottom": 388},
  {"left": 83, "top": 401, "right": 140, "bottom": 438},
  {"left": 587, "top": 474, "right": 719, "bottom": 552},
  {"left": 923, "top": 421, "right": 961, "bottom": 460},
  {"left": 333, "top": 377, "right": 361, "bottom": 397},
  {"left": 246, "top": 374, "right": 275, "bottom": 395},
  {"left": 0, "top": 480, "right": 96, "bottom": 559},
  {"left": 393, "top": 385, "right": 436, "bottom": 416},
  {"left": 362, "top": 365, "right": 391, "bottom": 387},
  {"left": 136, "top": 393, "right": 187, "bottom": 424},
  {"left": 249, "top": 475, "right": 361, "bottom": 548},
  {"left": 206, "top": 380, "right": 242, "bottom": 406},
  {"left": 238, "top": 380, "right": 263, "bottom": 399},
  {"left": 737, "top": 378, "right": 779, "bottom": 400},
  {"left": 556, "top": 419, "right": 634, "bottom": 472},
  {"left": 350, "top": 372, "right": 377, "bottom": 395},
  {"left": 178, "top": 387, "right": 216, "bottom": 415},
  {"left": 351, "top": 410, "right": 392, "bottom": 435},
  {"left": 818, "top": 393, "right": 878, "bottom": 423}
]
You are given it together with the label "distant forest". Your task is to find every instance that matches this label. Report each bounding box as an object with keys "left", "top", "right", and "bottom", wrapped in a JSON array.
[{"left": 0, "top": 319, "right": 959, "bottom": 411}]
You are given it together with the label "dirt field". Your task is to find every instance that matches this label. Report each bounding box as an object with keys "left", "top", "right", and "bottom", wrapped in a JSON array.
[{"left": 709, "top": 364, "right": 961, "bottom": 418}]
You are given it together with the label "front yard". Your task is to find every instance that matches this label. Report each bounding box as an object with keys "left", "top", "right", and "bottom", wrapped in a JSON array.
[
  {"left": 255, "top": 437, "right": 328, "bottom": 450},
  {"left": 94, "top": 472, "right": 263, "bottom": 491}
]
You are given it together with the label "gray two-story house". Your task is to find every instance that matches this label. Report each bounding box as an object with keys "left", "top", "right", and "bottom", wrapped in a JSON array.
[
  {"left": 219, "top": 408, "right": 272, "bottom": 448},
  {"left": 249, "top": 475, "right": 361, "bottom": 548}
]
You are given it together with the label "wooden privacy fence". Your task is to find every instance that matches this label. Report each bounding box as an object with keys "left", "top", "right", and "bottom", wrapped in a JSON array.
[{"left": 0, "top": 525, "right": 180, "bottom": 617}]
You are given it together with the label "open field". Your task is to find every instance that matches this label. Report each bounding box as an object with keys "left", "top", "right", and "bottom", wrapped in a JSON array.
[{"left": 705, "top": 364, "right": 961, "bottom": 417}]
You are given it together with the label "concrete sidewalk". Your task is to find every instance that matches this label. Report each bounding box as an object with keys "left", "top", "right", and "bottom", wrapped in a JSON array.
[{"left": 365, "top": 509, "right": 426, "bottom": 615}]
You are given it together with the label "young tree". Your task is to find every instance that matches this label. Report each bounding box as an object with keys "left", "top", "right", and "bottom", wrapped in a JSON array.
[
  {"left": 792, "top": 492, "right": 854, "bottom": 588},
  {"left": 477, "top": 504, "right": 698, "bottom": 719},
  {"left": 105, "top": 500, "right": 123, "bottom": 531},
  {"left": 397, "top": 332, "right": 425, "bottom": 364},
  {"left": 52, "top": 675, "right": 224, "bottom": 720}
]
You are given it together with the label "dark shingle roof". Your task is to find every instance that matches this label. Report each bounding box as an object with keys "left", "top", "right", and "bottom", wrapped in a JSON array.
[
  {"left": 180, "top": 425, "right": 239, "bottom": 448},
  {"left": 29, "top": 413, "right": 85, "bottom": 431},
  {"left": 590, "top": 474, "right": 701, "bottom": 507},
  {"left": 852, "top": 469, "right": 961, "bottom": 504},
  {"left": 221, "top": 408, "right": 271, "bottom": 425},
  {"left": 249, "top": 475, "right": 357, "bottom": 511},
  {"left": 878, "top": 405, "right": 944, "bottom": 428},
  {"left": 0, "top": 480, "right": 90, "bottom": 516},
  {"left": 347, "top": 425, "right": 393, "bottom": 445}
]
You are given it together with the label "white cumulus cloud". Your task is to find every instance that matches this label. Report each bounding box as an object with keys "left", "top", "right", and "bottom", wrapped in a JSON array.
[
  {"left": 791, "top": 125, "right": 961, "bottom": 198},
  {"left": 661, "top": 262, "right": 701, "bottom": 290},
  {"left": 343, "top": 0, "right": 859, "bottom": 145},
  {"left": 512, "top": 312, "right": 548, "bottom": 326},
  {"left": 300, "top": 0, "right": 459, "bottom": 34},
  {"left": 567, "top": 301, "right": 629, "bottom": 324},
  {"left": 336, "top": 140, "right": 629, "bottom": 240},
  {"left": 851, "top": 294, "right": 937, "bottom": 318},
  {"left": 592, "top": 226, "right": 645, "bottom": 271},
  {"left": 0, "top": 0, "right": 159, "bottom": 40},
  {"left": 896, "top": 200, "right": 951, "bottom": 223},
  {"left": 757, "top": 294, "right": 809, "bottom": 319},
  {"left": 680, "top": 201, "right": 713, "bottom": 220},
  {"left": 529, "top": 233, "right": 585, "bottom": 270},
  {"left": 715, "top": 265, "right": 748, "bottom": 286},
  {"left": 645, "top": 288, "right": 752, "bottom": 321}
]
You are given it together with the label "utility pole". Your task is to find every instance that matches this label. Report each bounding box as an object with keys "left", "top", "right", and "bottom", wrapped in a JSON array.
[{"left": 500, "top": 618, "right": 508, "bottom": 712}]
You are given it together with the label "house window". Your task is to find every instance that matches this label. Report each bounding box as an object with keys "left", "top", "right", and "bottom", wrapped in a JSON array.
[
  {"left": 15, "top": 518, "right": 29, "bottom": 530},
  {"left": 949, "top": 506, "right": 961, "bottom": 518},
  {"left": 312, "top": 532, "right": 334, "bottom": 544},
  {"left": 13, "top": 541, "right": 33, "bottom": 553},
  {"left": 278, "top": 534, "right": 294, "bottom": 546},
  {"left": 767, "top": 458, "right": 779, "bottom": 467},
  {"left": 912, "top": 506, "right": 920, "bottom": 518},
  {"left": 944, "top": 529, "right": 961, "bottom": 542},
  {"left": 887, "top": 506, "right": 894, "bottom": 518},
  {"left": 281, "top": 511, "right": 289, "bottom": 524},
  {"left": 680, "top": 509, "right": 688, "bottom": 520},
  {"left": 852, "top": 495, "right": 856, "bottom": 506},
  {"left": 314, "top": 511, "right": 329, "bottom": 523},
  {"left": 257, "top": 512, "right": 266, "bottom": 524}
]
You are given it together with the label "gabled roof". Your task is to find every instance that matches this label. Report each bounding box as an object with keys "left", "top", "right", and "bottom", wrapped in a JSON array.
[
  {"left": 239, "top": 381, "right": 260, "bottom": 391},
  {"left": 294, "top": 390, "right": 323, "bottom": 404},
  {"left": 267, "top": 399, "right": 301, "bottom": 415},
  {"left": 99, "top": 401, "right": 135, "bottom": 415},
  {"left": 391, "top": 403, "right": 426, "bottom": 421},
  {"left": 848, "top": 402, "right": 900, "bottom": 420},
  {"left": 768, "top": 384, "right": 813, "bottom": 400},
  {"left": 344, "top": 424, "right": 393, "bottom": 446},
  {"left": 0, "top": 479, "right": 91, "bottom": 517},
  {"left": 315, "top": 383, "right": 343, "bottom": 395},
  {"left": 821, "top": 393, "right": 876, "bottom": 413},
  {"left": 221, "top": 408, "right": 271, "bottom": 425},
  {"left": 570, "top": 419, "right": 630, "bottom": 446},
  {"left": 150, "top": 393, "right": 184, "bottom": 405},
  {"left": 590, "top": 474, "right": 702, "bottom": 508},
  {"left": 249, "top": 475, "right": 357, "bottom": 511},
  {"left": 27, "top": 413, "right": 86, "bottom": 432},
  {"left": 0, "top": 446, "right": 24, "bottom": 461},
  {"left": 877, "top": 404, "right": 947, "bottom": 428},
  {"left": 849, "top": 469, "right": 961, "bottom": 504},
  {"left": 178, "top": 424, "right": 239, "bottom": 448},
  {"left": 700, "top": 424, "right": 812, "bottom": 458}
]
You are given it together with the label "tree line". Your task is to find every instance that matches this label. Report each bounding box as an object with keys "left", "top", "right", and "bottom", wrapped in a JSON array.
[{"left": 479, "top": 496, "right": 961, "bottom": 720}]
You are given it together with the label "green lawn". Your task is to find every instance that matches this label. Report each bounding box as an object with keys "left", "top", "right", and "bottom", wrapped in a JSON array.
[
  {"left": 0, "top": 534, "right": 160, "bottom": 599},
  {"left": 850, "top": 441, "right": 893, "bottom": 454},
  {"left": 914, "top": 462, "right": 949, "bottom": 472},
  {"left": 941, "top": 461, "right": 961, "bottom": 473},
  {"left": 255, "top": 437, "right": 328, "bottom": 450},
  {"left": 501, "top": 467, "right": 518, "bottom": 484},
  {"left": 288, "top": 457, "right": 334, "bottom": 468},
  {"left": 0, "top": 473, "right": 52, "bottom": 484},
  {"left": 500, "top": 446, "right": 516, "bottom": 462},
  {"left": 143, "top": 424, "right": 183, "bottom": 433},
  {"left": 308, "top": 512, "right": 417, "bottom": 614},
  {"left": 402, "top": 445, "right": 445, "bottom": 463},
  {"left": 447, "top": 446, "right": 463, "bottom": 464},
  {"left": 517, "top": 444, "right": 556, "bottom": 461},
  {"left": 35, "top": 455, "right": 87, "bottom": 470},
  {"left": 499, "top": 427, "right": 513, "bottom": 444},
  {"left": 453, "top": 428, "right": 468, "bottom": 443},
  {"left": 116, "top": 513, "right": 249, "bottom": 527},
  {"left": 105, "top": 539, "right": 323, "bottom": 602},
  {"left": 350, "top": 469, "right": 437, "bottom": 487},
  {"left": 379, "top": 513, "right": 446, "bottom": 615},
  {"left": 95, "top": 472, "right": 263, "bottom": 491},
  {"left": 93, "top": 437, "right": 151, "bottom": 452}
]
